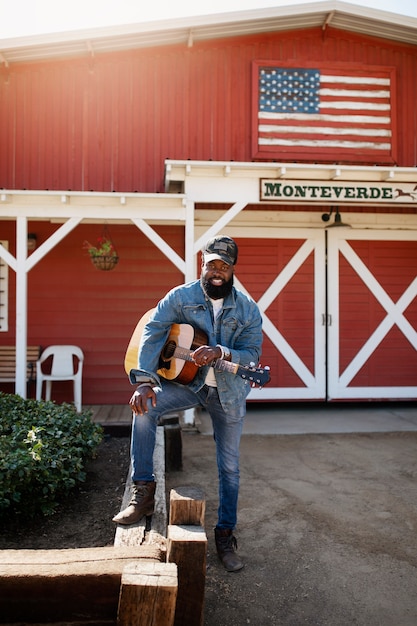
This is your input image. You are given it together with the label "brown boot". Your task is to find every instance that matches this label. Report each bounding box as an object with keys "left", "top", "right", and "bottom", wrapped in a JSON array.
[
  {"left": 214, "top": 527, "right": 244, "bottom": 572},
  {"left": 112, "top": 481, "right": 156, "bottom": 525}
]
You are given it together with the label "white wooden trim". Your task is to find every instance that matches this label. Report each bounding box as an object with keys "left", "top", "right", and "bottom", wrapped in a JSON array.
[
  {"left": 25, "top": 217, "right": 82, "bottom": 271},
  {"left": 15, "top": 217, "right": 28, "bottom": 396},
  {"left": 234, "top": 229, "right": 326, "bottom": 400},
  {"left": 327, "top": 229, "right": 417, "bottom": 400},
  {"left": 193, "top": 202, "right": 248, "bottom": 254},
  {"left": 0, "top": 194, "right": 187, "bottom": 398},
  {"left": 0, "top": 241, "right": 9, "bottom": 332},
  {"left": 1, "top": 169, "right": 416, "bottom": 401},
  {"left": 132, "top": 218, "right": 186, "bottom": 274}
]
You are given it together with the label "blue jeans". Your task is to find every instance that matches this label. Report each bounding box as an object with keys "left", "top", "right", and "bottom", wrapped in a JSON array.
[{"left": 131, "top": 379, "right": 245, "bottom": 529}]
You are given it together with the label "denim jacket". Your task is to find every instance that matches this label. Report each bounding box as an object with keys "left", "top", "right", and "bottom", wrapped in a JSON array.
[{"left": 131, "top": 279, "right": 263, "bottom": 414}]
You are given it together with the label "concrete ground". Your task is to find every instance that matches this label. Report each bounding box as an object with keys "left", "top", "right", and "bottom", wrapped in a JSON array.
[
  {"left": 164, "top": 401, "right": 417, "bottom": 626},
  {"left": 89, "top": 400, "right": 417, "bottom": 436},
  {"left": 91, "top": 401, "right": 417, "bottom": 625},
  {"left": 196, "top": 401, "right": 417, "bottom": 436}
]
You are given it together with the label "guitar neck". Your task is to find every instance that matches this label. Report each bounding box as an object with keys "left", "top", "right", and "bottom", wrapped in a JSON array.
[
  {"left": 175, "top": 346, "right": 242, "bottom": 377},
  {"left": 171, "top": 346, "right": 270, "bottom": 387},
  {"left": 212, "top": 357, "right": 239, "bottom": 376},
  {"left": 175, "top": 346, "right": 238, "bottom": 374}
]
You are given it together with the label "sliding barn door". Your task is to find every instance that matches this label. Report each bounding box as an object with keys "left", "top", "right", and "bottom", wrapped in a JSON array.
[
  {"left": 327, "top": 229, "right": 417, "bottom": 400},
  {"left": 236, "top": 230, "right": 327, "bottom": 401}
]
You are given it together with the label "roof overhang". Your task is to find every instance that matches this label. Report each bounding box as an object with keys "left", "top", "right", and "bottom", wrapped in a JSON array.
[
  {"left": 165, "top": 159, "right": 417, "bottom": 186},
  {"left": 0, "top": 1, "right": 416, "bottom": 65},
  {"left": 165, "top": 159, "right": 417, "bottom": 209},
  {"left": 0, "top": 191, "right": 187, "bottom": 224}
]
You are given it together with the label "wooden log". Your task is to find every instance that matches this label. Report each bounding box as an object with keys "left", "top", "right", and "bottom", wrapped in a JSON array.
[
  {"left": 114, "top": 426, "right": 167, "bottom": 548},
  {"left": 0, "top": 546, "right": 162, "bottom": 623},
  {"left": 169, "top": 486, "right": 205, "bottom": 527},
  {"left": 160, "top": 414, "right": 183, "bottom": 472},
  {"left": 117, "top": 561, "right": 178, "bottom": 626},
  {"left": 167, "top": 525, "right": 207, "bottom": 626}
]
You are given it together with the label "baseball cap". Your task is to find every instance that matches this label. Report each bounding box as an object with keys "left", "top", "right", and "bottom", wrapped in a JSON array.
[{"left": 202, "top": 235, "right": 238, "bottom": 266}]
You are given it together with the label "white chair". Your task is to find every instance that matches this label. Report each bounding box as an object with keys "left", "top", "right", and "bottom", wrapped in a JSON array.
[{"left": 36, "top": 345, "right": 84, "bottom": 412}]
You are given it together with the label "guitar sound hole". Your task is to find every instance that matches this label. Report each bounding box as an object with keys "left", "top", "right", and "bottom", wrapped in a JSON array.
[{"left": 162, "top": 341, "right": 176, "bottom": 360}]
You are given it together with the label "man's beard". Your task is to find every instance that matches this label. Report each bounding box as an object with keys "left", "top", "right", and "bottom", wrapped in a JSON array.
[{"left": 200, "top": 275, "right": 234, "bottom": 300}]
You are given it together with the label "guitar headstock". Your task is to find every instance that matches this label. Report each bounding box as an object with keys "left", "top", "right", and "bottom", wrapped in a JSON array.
[{"left": 237, "top": 363, "right": 271, "bottom": 388}]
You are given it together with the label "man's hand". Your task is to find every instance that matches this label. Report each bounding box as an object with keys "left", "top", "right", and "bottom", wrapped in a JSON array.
[
  {"left": 129, "top": 384, "right": 157, "bottom": 415},
  {"left": 191, "top": 345, "right": 222, "bottom": 366}
]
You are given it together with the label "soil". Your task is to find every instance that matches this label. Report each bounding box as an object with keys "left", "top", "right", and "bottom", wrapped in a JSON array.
[
  {"left": 0, "top": 433, "right": 129, "bottom": 550},
  {"left": 2, "top": 428, "right": 417, "bottom": 626}
]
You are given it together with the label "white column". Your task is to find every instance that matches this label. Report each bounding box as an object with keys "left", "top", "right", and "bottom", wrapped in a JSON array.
[{"left": 15, "top": 216, "right": 28, "bottom": 398}]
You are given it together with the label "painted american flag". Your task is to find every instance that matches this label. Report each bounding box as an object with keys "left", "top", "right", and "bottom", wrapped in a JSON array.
[{"left": 254, "top": 64, "right": 396, "bottom": 162}]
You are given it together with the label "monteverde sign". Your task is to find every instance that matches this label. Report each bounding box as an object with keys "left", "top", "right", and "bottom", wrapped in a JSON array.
[{"left": 260, "top": 180, "right": 417, "bottom": 203}]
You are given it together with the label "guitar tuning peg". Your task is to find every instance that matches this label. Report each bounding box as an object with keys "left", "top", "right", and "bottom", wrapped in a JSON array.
[
  {"left": 249, "top": 362, "right": 255, "bottom": 368},
  {"left": 265, "top": 366, "right": 270, "bottom": 371}
]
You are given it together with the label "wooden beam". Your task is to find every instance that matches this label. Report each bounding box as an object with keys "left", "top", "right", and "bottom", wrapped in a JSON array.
[
  {"left": 114, "top": 426, "right": 167, "bottom": 547},
  {"left": 167, "top": 525, "right": 207, "bottom": 626},
  {"left": 118, "top": 561, "right": 178, "bottom": 626},
  {"left": 160, "top": 414, "right": 183, "bottom": 472},
  {"left": 0, "top": 546, "right": 162, "bottom": 623},
  {"left": 169, "top": 486, "right": 205, "bottom": 526}
]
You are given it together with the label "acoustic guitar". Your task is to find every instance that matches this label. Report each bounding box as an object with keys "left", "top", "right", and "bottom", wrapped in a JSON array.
[{"left": 124, "top": 308, "right": 271, "bottom": 388}]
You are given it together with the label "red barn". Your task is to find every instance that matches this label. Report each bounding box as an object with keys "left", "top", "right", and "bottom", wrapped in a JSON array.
[{"left": 0, "top": 3, "right": 416, "bottom": 406}]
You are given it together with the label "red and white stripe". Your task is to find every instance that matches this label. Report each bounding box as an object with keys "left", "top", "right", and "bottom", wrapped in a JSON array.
[{"left": 258, "top": 71, "right": 392, "bottom": 153}]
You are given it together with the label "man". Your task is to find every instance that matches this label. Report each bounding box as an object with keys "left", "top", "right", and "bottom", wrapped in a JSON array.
[{"left": 113, "top": 235, "right": 263, "bottom": 572}]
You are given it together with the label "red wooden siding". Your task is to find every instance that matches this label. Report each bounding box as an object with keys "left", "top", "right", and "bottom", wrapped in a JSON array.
[
  {"left": 0, "top": 222, "right": 184, "bottom": 404},
  {"left": 0, "top": 27, "right": 416, "bottom": 192},
  {"left": 1, "top": 232, "right": 315, "bottom": 402},
  {"left": 1, "top": 23, "right": 417, "bottom": 404}
]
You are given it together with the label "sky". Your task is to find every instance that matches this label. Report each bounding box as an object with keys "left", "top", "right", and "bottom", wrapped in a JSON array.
[{"left": 0, "top": 0, "right": 416, "bottom": 41}]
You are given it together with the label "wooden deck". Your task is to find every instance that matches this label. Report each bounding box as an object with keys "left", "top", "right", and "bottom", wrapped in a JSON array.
[
  {"left": 86, "top": 405, "right": 133, "bottom": 427},
  {"left": 86, "top": 405, "right": 191, "bottom": 431}
]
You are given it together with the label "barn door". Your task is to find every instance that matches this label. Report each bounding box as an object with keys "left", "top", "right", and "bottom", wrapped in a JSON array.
[
  {"left": 236, "top": 230, "right": 327, "bottom": 401},
  {"left": 327, "top": 229, "right": 417, "bottom": 400}
]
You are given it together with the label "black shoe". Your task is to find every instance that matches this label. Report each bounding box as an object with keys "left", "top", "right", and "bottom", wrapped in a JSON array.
[{"left": 214, "top": 527, "right": 244, "bottom": 572}]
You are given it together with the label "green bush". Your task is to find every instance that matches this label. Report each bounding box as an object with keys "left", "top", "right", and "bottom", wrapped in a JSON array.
[{"left": 0, "top": 392, "right": 103, "bottom": 517}]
